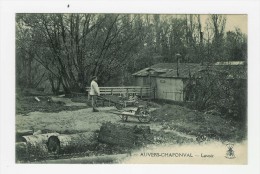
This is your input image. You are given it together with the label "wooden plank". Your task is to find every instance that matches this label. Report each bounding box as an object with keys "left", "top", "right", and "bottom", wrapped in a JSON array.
[{"left": 86, "top": 86, "right": 152, "bottom": 97}]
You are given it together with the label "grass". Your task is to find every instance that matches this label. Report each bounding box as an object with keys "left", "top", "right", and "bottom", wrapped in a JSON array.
[
  {"left": 70, "top": 95, "right": 89, "bottom": 103},
  {"left": 152, "top": 130, "right": 195, "bottom": 144},
  {"left": 16, "top": 95, "right": 87, "bottom": 115},
  {"left": 152, "top": 104, "right": 247, "bottom": 142}
]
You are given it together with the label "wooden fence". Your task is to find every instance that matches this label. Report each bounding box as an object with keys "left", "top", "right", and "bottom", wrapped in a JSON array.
[{"left": 86, "top": 86, "right": 154, "bottom": 99}]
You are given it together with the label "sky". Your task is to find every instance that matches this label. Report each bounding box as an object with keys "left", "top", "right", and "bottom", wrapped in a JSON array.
[
  {"left": 160, "top": 14, "right": 247, "bottom": 35},
  {"left": 225, "top": 15, "right": 247, "bottom": 34},
  {"left": 200, "top": 14, "right": 247, "bottom": 34}
]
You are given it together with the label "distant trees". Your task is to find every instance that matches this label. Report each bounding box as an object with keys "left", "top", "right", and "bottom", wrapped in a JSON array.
[{"left": 16, "top": 14, "right": 247, "bottom": 94}]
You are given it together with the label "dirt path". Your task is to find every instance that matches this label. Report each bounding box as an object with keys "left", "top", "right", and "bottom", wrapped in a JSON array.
[
  {"left": 15, "top": 99, "right": 248, "bottom": 165},
  {"left": 16, "top": 96, "right": 197, "bottom": 141},
  {"left": 16, "top": 107, "right": 197, "bottom": 146},
  {"left": 15, "top": 97, "right": 247, "bottom": 164},
  {"left": 16, "top": 107, "right": 119, "bottom": 133},
  {"left": 51, "top": 96, "right": 87, "bottom": 107},
  {"left": 17, "top": 96, "right": 226, "bottom": 146}
]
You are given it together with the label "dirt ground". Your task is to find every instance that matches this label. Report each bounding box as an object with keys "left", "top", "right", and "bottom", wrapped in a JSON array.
[
  {"left": 16, "top": 95, "right": 246, "bottom": 142},
  {"left": 16, "top": 97, "right": 178, "bottom": 139},
  {"left": 15, "top": 95, "right": 247, "bottom": 164},
  {"left": 16, "top": 96, "right": 117, "bottom": 133}
]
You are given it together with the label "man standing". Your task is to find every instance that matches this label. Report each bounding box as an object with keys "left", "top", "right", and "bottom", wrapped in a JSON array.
[{"left": 89, "top": 76, "right": 100, "bottom": 112}]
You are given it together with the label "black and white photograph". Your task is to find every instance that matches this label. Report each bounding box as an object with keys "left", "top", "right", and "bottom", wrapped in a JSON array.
[
  {"left": 0, "top": 0, "right": 260, "bottom": 174},
  {"left": 14, "top": 13, "right": 248, "bottom": 164}
]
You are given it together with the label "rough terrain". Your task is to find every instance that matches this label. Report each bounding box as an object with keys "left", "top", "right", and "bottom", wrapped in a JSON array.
[{"left": 15, "top": 95, "right": 247, "bottom": 163}]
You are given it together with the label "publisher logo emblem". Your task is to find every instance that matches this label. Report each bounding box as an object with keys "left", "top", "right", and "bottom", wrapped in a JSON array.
[{"left": 225, "top": 143, "right": 236, "bottom": 159}]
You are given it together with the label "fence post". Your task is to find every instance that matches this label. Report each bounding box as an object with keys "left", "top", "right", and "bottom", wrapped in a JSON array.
[{"left": 153, "top": 87, "right": 156, "bottom": 99}]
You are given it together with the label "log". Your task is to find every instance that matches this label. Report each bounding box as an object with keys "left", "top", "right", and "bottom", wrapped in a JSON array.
[
  {"left": 98, "top": 122, "right": 153, "bottom": 147},
  {"left": 16, "top": 129, "right": 34, "bottom": 142},
  {"left": 32, "top": 154, "right": 128, "bottom": 164},
  {"left": 22, "top": 133, "right": 60, "bottom": 159},
  {"left": 17, "top": 129, "right": 34, "bottom": 136},
  {"left": 47, "top": 132, "right": 98, "bottom": 154}
]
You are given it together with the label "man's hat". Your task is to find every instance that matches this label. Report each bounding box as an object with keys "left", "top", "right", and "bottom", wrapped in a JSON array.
[{"left": 91, "top": 76, "right": 97, "bottom": 81}]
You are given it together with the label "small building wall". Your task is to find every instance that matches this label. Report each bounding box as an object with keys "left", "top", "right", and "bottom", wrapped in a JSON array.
[
  {"left": 134, "top": 76, "right": 184, "bottom": 101},
  {"left": 134, "top": 76, "right": 146, "bottom": 86},
  {"left": 155, "top": 77, "right": 184, "bottom": 101}
]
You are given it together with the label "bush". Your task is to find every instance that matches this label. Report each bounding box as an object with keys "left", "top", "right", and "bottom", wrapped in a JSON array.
[{"left": 190, "top": 69, "right": 247, "bottom": 122}]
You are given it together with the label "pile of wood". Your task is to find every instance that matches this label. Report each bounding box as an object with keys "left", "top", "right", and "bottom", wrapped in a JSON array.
[
  {"left": 16, "top": 132, "right": 98, "bottom": 161},
  {"left": 16, "top": 123, "right": 153, "bottom": 162},
  {"left": 98, "top": 122, "right": 153, "bottom": 147}
]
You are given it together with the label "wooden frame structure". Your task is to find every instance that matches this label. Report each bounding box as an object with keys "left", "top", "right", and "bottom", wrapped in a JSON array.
[{"left": 86, "top": 86, "right": 153, "bottom": 100}]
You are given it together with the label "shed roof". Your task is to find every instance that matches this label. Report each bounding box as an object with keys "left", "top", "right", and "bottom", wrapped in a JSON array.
[
  {"left": 133, "top": 62, "right": 247, "bottom": 79},
  {"left": 132, "top": 63, "right": 204, "bottom": 78}
]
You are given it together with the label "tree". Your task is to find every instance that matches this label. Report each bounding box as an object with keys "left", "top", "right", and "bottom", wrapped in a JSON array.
[
  {"left": 16, "top": 14, "right": 147, "bottom": 92},
  {"left": 16, "top": 14, "right": 247, "bottom": 95},
  {"left": 16, "top": 15, "right": 47, "bottom": 89},
  {"left": 225, "top": 28, "right": 247, "bottom": 61},
  {"left": 208, "top": 14, "right": 227, "bottom": 62}
]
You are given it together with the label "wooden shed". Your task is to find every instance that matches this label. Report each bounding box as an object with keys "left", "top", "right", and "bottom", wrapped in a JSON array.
[
  {"left": 132, "top": 63, "right": 204, "bottom": 101},
  {"left": 132, "top": 61, "right": 246, "bottom": 102}
]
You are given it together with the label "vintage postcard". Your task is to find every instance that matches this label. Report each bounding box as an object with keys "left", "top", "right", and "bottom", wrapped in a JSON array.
[
  {"left": 0, "top": 1, "right": 260, "bottom": 174},
  {"left": 14, "top": 13, "right": 247, "bottom": 164}
]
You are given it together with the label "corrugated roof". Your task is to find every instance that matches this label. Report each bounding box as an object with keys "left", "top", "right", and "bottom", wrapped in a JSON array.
[
  {"left": 132, "top": 63, "right": 204, "bottom": 78},
  {"left": 132, "top": 62, "right": 247, "bottom": 79}
]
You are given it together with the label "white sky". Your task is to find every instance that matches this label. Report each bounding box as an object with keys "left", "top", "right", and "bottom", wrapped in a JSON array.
[{"left": 200, "top": 14, "right": 247, "bottom": 34}]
